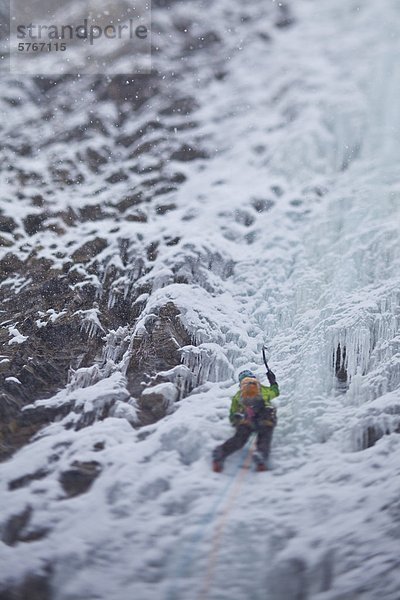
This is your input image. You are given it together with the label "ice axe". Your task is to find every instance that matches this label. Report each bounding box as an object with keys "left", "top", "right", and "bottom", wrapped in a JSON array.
[
  {"left": 262, "top": 345, "right": 271, "bottom": 372},
  {"left": 262, "top": 345, "right": 277, "bottom": 386}
]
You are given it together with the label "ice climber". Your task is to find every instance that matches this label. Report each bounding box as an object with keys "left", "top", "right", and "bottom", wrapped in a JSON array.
[{"left": 212, "top": 368, "right": 279, "bottom": 472}]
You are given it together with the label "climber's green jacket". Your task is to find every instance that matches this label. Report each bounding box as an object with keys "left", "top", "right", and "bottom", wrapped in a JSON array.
[{"left": 229, "top": 383, "right": 279, "bottom": 425}]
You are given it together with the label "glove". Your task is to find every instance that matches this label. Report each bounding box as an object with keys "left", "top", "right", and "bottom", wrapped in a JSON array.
[
  {"left": 267, "top": 369, "right": 277, "bottom": 386},
  {"left": 231, "top": 412, "right": 246, "bottom": 426},
  {"left": 260, "top": 406, "right": 277, "bottom": 427}
]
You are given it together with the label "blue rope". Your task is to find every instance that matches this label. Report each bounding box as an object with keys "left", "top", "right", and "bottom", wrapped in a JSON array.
[{"left": 164, "top": 433, "right": 256, "bottom": 600}]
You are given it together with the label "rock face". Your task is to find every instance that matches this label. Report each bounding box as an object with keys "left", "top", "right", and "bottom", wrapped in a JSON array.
[
  {"left": 127, "top": 302, "right": 191, "bottom": 392},
  {"left": 0, "top": 0, "right": 291, "bottom": 462},
  {"left": 0, "top": 253, "right": 105, "bottom": 459},
  {"left": 59, "top": 461, "right": 102, "bottom": 498},
  {"left": 0, "top": 258, "right": 194, "bottom": 457}
]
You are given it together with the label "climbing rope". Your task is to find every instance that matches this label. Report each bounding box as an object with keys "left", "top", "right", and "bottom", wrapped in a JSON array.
[
  {"left": 197, "top": 436, "right": 256, "bottom": 600},
  {"left": 164, "top": 434, "right": 256, "bottom": 600}
]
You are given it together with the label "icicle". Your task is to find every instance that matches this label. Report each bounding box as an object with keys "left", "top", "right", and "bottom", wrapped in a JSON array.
[
  {"left": 76, "top": 307, "right": 105, "bottom": 338},
  {"left": 180, "top": 343, "right": 234, "bottom": 387}
]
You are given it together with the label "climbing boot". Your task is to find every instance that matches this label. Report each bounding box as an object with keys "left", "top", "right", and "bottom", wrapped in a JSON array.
[
  {"left": 255, "top": 462, "right": 267, "bottom": 472},
  {"left": 253, "top": 450, "right": 267, "bottom": 472},
  {"left": 212, "top": 448, "right": 224, "bottom": 473},
  {"left": 212, "top": 460, "right": 224, "bottom": 473}
]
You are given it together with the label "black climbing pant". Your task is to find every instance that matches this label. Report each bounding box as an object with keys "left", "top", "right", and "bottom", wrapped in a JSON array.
[{"left": 216, "top": 423, "right": 274, "bottom": 462}]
